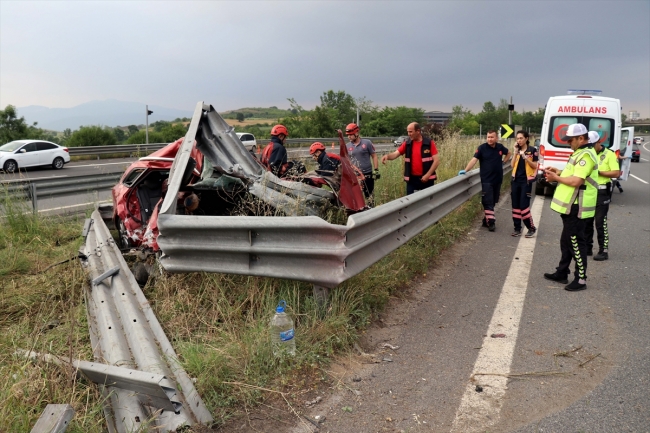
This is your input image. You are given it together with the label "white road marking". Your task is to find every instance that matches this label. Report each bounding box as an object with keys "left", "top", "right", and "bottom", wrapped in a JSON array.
[
  {"left": 640, "top": 157, "right": 648, "bottom": 162},
  {"left": 70, "top": 162, "right": 132, "bottom": 168},
  {"left": 451, "top": 196, "right": 545, "bottom": 433},
  {"left": 630, "top": 174, "right": 649, "bottom": 184}
]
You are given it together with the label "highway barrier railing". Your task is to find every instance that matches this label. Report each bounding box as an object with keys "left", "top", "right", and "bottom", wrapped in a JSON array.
[
  {"left": 157, "top": 166, "right": 503, "bottom": 289},
  {"left": 1, "top": 172, "right": 122, "bottom": 212},
  {"left": 66, "top": 137, "right": 400, "bottom": 157}
]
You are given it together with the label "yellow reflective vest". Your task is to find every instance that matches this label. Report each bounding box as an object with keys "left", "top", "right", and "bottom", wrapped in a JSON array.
[
  {"left": 511, "top": 146, "right": 537, "bottom": 182},
  {"left": 596, "top": 148, "right": 620, "bottom": 185},
  {"left": 550, "top": 146, "right": 599, "bottom": 219}
]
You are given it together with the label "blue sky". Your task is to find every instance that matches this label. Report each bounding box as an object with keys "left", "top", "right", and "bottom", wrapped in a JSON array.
[{"left": 1, "top": 0, "right": 649, "bottom": 116}]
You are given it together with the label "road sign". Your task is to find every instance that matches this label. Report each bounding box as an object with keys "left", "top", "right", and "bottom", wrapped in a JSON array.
[{"left": 500, "top": 124, "right": 514, "bottom": 139}]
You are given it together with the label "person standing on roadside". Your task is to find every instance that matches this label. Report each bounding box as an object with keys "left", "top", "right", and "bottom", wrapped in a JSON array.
[
  {"left": 458, "top": 130, "right": 511, "bottom": 231},
  {"left": 543, "top": 123, "right": 598, "bottom": 292},
  {"left": 510, "top": 130, "right": 538, "bottom": 237},
  {"left": 381, "top": 122, "right": 440, "bottom": 195},
  {"left": 346, "top": 123, "right": 379, "bottom": 199},
  {"left": 584, "top": 130, "right": 619, "bottom": 261}
]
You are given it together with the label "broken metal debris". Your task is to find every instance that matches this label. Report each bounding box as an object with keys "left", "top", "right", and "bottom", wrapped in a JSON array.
[
  {"left": 380, "top": 343, "right": 400, "bottom": 350},
  {"left": 305, "top": 396, "right": 323, "bottom": 407}
]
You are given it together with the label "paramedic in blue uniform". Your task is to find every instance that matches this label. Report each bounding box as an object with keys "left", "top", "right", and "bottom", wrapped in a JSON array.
[
  {"left": 458, "top": 130, "right": 511, "bottom": 231},
  {"left": 510, "top": 130, "right": 538, "bottom": 237}
]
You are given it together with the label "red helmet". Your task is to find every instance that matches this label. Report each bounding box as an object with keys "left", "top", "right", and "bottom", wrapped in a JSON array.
[
  {"left": 309, "top": 142, "right": 326, "bottom": 155},
  {"left": 271, "top": 124, "right": 289, "bottom": 137},
  {"left": 345, "top": 123, "right": 359, "bottom": 135}
]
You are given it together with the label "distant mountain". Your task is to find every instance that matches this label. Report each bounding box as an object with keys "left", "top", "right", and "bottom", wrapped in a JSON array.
[{"left": 16, "top": 100, "right": 194, "bottom": 131}]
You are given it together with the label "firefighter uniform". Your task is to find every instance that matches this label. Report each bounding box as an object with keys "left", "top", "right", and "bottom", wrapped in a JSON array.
[
  {"left": 547, "top": 144, "right": 598, "bottom": 289},
  {"left": 584, "top": 147, "right": 619, "bottom": 259}
]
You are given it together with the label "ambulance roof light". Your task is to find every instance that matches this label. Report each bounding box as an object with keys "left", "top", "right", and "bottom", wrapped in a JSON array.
[{"left": 567, "top": 89, "right": 602, "bottom": 95}]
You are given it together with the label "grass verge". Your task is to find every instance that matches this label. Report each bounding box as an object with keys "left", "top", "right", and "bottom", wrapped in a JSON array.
[{"left": 0, "top": 133, "right": 487, "bottom": 431}]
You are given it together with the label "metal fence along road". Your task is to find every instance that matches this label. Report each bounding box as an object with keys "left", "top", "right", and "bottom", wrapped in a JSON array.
[
  {"left": 155, "top": 101, "right": 503, "bottom": 289},
  {"left": 2, "top": 172, "right": 122, "bottom": 212},
  {"left": 157, "top": 169, "right": 486, "bottom": 288},
  {"left": 66, "top": 137, "right": 399, "bottom": 156}
]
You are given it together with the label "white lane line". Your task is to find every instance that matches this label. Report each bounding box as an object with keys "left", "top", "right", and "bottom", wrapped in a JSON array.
[
  {"left": 70, "top": 162, "right": 132, "bottom": 168},
  {"left": 451, "top": 196, "right": 545, "bottom": 433},
  {"left": 640, "top": 158, "right": 648, "bottom": 162},
  {"left": 630, "top": 174, "right": 649, "bottom": 184}
]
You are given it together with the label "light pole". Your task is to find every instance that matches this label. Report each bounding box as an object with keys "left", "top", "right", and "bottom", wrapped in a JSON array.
[{"left": 145, "top": 105, "right": 153, "bottom": 144}]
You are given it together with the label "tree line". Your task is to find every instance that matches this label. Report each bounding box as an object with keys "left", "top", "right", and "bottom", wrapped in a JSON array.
[
  {"left": 2, "top": 93, "right": 549, "bottom": 147},
  {"left": 0, "top": 105, "right": 191, "bottom": 147}
]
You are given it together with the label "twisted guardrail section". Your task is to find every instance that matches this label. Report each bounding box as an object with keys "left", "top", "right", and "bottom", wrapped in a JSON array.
[{"left": 80, "top": 210, "right": 213, "bottom": 432}]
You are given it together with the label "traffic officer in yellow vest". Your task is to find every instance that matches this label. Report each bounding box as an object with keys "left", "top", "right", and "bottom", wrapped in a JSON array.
[
  {"left": 584, "top": 130, "right": 619, "bottom": 261},
  {"left": 543, "top": 123, "right": 599, "bottom": 292}
]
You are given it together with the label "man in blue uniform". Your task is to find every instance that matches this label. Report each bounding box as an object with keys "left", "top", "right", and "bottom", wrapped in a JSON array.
[{"left": 458, "top": 130, "right": 511, "bottom": 231}]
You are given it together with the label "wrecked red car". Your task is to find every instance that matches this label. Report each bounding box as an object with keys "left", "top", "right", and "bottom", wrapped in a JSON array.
[
  {"left": 111, "top": 138, "right": 203, "bottom": 250},
  {"left": 112, "top": 105, "right": 366, "bottom": 254}
]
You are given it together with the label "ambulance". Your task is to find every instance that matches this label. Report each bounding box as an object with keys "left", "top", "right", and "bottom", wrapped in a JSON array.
[{"left": 535, "top": 90, "right": 634, "bottom": 195}]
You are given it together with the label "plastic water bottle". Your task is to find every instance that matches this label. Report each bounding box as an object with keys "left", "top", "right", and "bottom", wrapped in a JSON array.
[{"left": 270, "top": 300, "right": 295, "bottom": 356}]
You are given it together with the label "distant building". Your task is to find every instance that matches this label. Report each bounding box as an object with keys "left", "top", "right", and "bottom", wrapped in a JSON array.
[
  {"left": 423, "top": 111, "right": 452, "bottom": 125},
  {"left": 628, "top": 110, "right": 640, "bottom": 120}
]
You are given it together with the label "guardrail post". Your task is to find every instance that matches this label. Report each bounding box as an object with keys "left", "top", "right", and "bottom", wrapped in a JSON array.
[
  {"left": 30, "top": 183, "right": 38, "bottom": 213},
  {"left": 30, "top": 404, "right": 74, "bottom": 433},
  {"left": 313, "top": 285, "right": 330, "bottom": 307}
]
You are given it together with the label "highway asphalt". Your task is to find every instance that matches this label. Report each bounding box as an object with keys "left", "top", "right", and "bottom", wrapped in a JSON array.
[{"left": 289, "top": 142, "right": 650, "bottom": 433}]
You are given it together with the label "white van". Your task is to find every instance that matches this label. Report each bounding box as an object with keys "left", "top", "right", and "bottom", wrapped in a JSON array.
[{"left": 535, "top": 91, "right": 633, "bottom": 195}]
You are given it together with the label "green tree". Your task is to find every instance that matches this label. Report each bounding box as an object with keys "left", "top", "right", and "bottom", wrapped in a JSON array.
[
  {"left": 0, "top": 105, "right": 31, "bottom": 143},
  {"left": 113, "top": 128, "right": 126, "bottom": 143},
  {"left": 159, "top": 123, "right": 188, "bottom": 142},
  {"left": 151, "top": 120, "right": 171, "bottom": 132},
  {"left": 127, "top": 125, "right": 139, "bottom": 135},
  {"left": 125, "top": 130, "right": 165, "bottom": 144},
  {"left": 363, "top": 106, "right": 425, "bottom": 136},
  {"left": 320, "top": 90, "right": 357, "bottom": 129},
  {"left": 236, "top": 112, "right": 245, "bottom": 122},
  {"left": 66, "top": 126, "right": 118, "bottom": 147}
]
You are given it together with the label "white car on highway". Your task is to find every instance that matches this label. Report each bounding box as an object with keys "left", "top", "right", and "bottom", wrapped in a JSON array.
[
  {"left": 236, "top": 133, "right": 257, "bottom": 150},
  {"left": 0, "top": 139, "right": 70, "bottom": 173}
]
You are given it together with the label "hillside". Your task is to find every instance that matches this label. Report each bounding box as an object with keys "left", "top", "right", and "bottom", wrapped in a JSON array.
[{"left": 221, "top": 106, "right": 294, "bottom": 119}]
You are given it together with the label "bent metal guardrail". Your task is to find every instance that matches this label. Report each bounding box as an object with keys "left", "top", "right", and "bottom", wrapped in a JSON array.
[
  {"left": 156, "top": 101, "right": 501, "bottom": 289},
  {"left": 157, "top": 170, "right": 484, "bottom": 288},
  {"left": 80, "top": 210, "right": 213, "bottom": 432}
]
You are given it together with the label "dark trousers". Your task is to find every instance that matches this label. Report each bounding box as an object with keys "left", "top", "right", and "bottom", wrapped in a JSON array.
[
  {"left": 557, "top": 204, "right": 588, "bottom": 281},
  {"left": 361, "top": 174, "right": 374, "bottom": 198},
  {"left": 511, "top": 181, "right": 535, "bottom": 231},
  {"left": 584, "top": 190, "right": 611, "bottom": 253},
  {"left": 406, "top": 177, "right": 435, "bottom": 195},
  {"left": 481, "top": 182, "right": 501, "bottom": 224}
]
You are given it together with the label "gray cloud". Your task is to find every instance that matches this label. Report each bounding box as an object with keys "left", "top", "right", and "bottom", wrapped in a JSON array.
[{"left": 1, "top": 0, "right": 648, "bottom": 117}]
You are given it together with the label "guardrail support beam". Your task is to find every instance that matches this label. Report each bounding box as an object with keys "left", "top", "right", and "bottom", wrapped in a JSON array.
[
  {"left": 313, "top": 285, "right": 330, "bottom": 307},
  {"left": 30, "top": 404, "right": 74, "bottom": 433},
  {"left": 30, "top": 183, "right": 38, "bottom": 213}
]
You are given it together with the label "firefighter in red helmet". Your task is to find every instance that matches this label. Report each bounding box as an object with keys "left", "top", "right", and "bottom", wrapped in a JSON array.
[
  {"left": 309, "top": 142, "right": 339, "bottom": 173},
  {"left": 261, "top": 124, "right": 290, "bottom": 176},
  {"left": 345, "top": 123, "right": 379, "bottom": 199}
]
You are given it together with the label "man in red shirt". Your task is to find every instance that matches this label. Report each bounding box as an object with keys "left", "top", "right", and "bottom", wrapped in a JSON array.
[{"left": 382, "top": 122, "right": 440, "bottom": 195}]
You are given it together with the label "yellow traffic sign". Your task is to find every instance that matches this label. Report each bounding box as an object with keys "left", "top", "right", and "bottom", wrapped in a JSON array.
[{"left": 500, "top": 124, "right": 514, "bottom": 139}]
